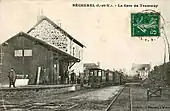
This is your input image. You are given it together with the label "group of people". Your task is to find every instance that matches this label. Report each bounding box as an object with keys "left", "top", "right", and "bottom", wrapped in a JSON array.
[
  {"left": 70, "top": 70, "right": 81, "bottom": 84},
  {"left": 7, "top": 68, "right": 82, "bottom": 87}
]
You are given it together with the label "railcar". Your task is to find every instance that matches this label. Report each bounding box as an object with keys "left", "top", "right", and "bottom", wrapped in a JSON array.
[
  {"left": 87, "top": 68, "right": 123, "bottom": 88},
  {"left": 88, "top": 68, "right": 104, "bottom": 88},
  {"left": 105, "top": 69, "right": 114, "bottom": 85},
  {"left": 105, "top": 69, "right": 123, "bottom": 85}
]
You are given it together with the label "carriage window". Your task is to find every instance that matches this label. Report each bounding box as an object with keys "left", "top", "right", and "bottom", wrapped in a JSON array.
[
  {"left": 102, "top": 71, "right": 104, "bottom": 75},
  {"left": 109, "top": 72, "right": 112, "bottom": 77},
  {"left": 98, "top": 70, "right": 101, "bottom": 76},
  {"left": 94, "top": 70, "right": 97, "bottom": 76},
  {"left": 104, "top": 72, "right": 106, "bottom": 76},
  {"left": 90, "top": 71, "right": 93, "bottom": 76}
]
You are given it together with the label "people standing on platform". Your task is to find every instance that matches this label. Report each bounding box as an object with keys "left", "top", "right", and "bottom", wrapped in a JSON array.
[
  {"left": 42, "top": 68, "right": 48, "bottom": 85},
  {"left": 71, "top": 70, "right": 76, "bottom": 84},
  {"left": 8, "top": 68, "right": 16, "bottom": 88},
  {"left": 77, "top": 76, "right": 80, "bottom": 84},
  {"left": 66, "top": 70, "right": 69, "bottom": 84}
]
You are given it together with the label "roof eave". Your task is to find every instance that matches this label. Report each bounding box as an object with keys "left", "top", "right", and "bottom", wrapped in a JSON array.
[{"left": 27, "top": 16, "right": 86, "bottom": 48}]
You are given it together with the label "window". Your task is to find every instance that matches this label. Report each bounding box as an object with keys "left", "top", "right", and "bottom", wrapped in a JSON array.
[
  {"left": 94, "top": 70, "right": 97, "bottom": 76},
  {"left": 90, "top": 71, "right": 93, "bottom": 76},
  {"left": 98, "top": 70, "right": 101, "bottom": 76},
  {"left": 73, "top": 47, "right": 75, "bottom": 56},
  {"left": 79, "top": 51, "right": 81, "bottom": 59},
  {"left": 109, "top": 72, "right": 112, "bottom": 76},
  {"left": 14, "top": 50, "right": 22, "bottom": 57},
  {"left": 24, "top": 49, "right": 32, "bottom": 56},
  {"left": 54, "top": 64, "right": 56, "bottom": 68}
]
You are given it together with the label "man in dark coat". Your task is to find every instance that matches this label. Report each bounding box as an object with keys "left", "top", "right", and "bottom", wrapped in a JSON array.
[
  {"left": 8, "top": 68, "right": 16, "bottom": 88},
  {"left": 71, "top": 70, "right": 75, "bottom": 84}
]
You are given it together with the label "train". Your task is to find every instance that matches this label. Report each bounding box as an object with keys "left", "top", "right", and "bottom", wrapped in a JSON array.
[{"left": 84, "top": 68, "right": 125, "bottom": 88}]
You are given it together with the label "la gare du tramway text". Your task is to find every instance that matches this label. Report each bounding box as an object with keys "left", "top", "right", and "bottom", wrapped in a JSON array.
[
  {"left": 72, "top": 3, "right": 158, "bottom": 8},
  {"left": 118, "top": 4, "right": 158, "bottom": 8}
]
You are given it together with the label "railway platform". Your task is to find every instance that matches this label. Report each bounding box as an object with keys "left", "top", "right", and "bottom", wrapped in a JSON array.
[
  {"left": 0, "top": 84, "right": 72, "bottom": 90},
  {"left": 0, "top": 84, "right": 90, "bottom": 111},
  {"left": 0, "top": 84, "right": 81, "bottom": 99}
]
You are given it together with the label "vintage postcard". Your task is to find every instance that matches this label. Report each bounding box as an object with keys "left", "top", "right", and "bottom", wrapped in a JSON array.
[{"left": 0, "top": 0, "right": 169, "bottom": 111}]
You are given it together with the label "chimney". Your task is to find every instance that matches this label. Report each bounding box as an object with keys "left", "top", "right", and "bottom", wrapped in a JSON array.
[{"left": 37, "top": 8, "right": 44, "bottom": 22}]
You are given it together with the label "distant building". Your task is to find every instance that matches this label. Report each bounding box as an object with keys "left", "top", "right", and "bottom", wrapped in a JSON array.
[
  {"left": 83, "top": 62, "right": 100, "bottom": 70},
  {"left": 131, "top": 63, "right": 151, "bottom": 80},
  {"left": 0, "top": 16, "right": 85, "bottom": 86}
]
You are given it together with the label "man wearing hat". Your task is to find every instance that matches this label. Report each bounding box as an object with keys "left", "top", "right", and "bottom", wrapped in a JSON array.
[
  {"left": 71, "top": 70, "right": 76, "bottom": 84},
  {"left": 8, "top": 68, "right": 16, "bottom": 88}
]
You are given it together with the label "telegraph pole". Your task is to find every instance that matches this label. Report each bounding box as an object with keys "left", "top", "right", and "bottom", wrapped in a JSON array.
[
  {"left": 162, "top": 36, "right": 167, "bottom": 64},
  {"left": 162, "top": 27, "right": 170, "bottom": 61}
]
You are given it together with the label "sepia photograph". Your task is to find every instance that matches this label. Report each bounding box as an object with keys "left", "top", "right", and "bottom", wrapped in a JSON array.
[{"left": 0, "top": 0, "right": 170, "bottom": 110}]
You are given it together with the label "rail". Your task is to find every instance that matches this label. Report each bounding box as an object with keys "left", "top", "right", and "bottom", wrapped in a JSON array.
[{"left": 104, "top": 87, "right": 125, "bottom": 111}]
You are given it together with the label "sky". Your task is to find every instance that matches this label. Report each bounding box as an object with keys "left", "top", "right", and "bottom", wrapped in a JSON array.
[{"left": 0, "top": 0, "right": 170, "bottom": 70}]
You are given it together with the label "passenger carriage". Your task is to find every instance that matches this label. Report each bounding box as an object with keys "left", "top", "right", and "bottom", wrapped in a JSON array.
[{"left": 87, "top": 68, "right": 122, "bottom": 88}]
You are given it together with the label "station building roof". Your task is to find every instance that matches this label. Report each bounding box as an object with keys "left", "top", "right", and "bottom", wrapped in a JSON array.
[
  {"left": 1, "top": 32, "right": 80, "bottom": 62},
  {"left": 132, "top": 63, "right": 151, "bottom": 71},
  {"left": 27, "top": 16, "right": 85, "bottom": 48}
]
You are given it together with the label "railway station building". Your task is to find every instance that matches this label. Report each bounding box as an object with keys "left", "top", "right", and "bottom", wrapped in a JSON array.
[{"left": 0, "top": 16, "right": 85, "bottom": 86}]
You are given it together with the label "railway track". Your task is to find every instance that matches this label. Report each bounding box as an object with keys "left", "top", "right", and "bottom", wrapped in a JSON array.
[
  {"left": 2, "top": 86, "right": 124, "bottom": 111},
  {"left": 66, "top": 86, "right": 124, "bottom": 111},
  {"left": 0, "top": 88, "right": 94, "bottom": 111},
  {"left": 104, "top": 87, "right": 125, "bottom": 111},
  {"left": 106, "top": 85, "right": 170, "bottom": 111},
  {"left": 4, "top": 85, "right": 170, "bottom": 111}
]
